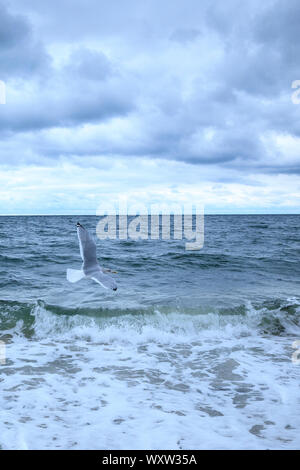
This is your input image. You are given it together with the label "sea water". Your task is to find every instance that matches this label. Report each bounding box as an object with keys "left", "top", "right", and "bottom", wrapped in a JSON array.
[{"left": 0, "top": 215, "right": 299, "bottom": 449}]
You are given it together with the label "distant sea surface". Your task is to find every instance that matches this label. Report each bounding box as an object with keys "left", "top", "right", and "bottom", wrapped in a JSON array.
[{"left": 0, "top": 215, "right": 299, "bottom": 449}]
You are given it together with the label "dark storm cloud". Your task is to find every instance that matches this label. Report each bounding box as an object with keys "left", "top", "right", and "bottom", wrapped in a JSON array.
[
  {"left": 254, "top": 0, "right": 300, "bottom": 47},
  {"left": 0, "top": 42, "right": 134, "bottom": 134},
  {"left": 0, "top": 2, "right": 29, "bottom": 47},
  {"left": 0, "top": 2, "right": 50, "bottom": 79},
  {"left": 0, "top": 0, "right": 299, "bottom": 175},
  {"left": 0, "top": 89, "right": 133, "bottom": 133}
]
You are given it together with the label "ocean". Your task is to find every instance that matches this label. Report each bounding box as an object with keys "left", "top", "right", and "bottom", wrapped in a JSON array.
[{"left": 0, "top": 214, "right": 299, "bottom": 449}]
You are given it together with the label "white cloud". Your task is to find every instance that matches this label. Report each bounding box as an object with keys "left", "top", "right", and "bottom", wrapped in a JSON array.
[{"left": 0, "top": 159, "right": 299, "bottom": 214}]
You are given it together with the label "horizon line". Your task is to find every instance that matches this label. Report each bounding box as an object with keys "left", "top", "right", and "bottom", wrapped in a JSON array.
[{"left": 0, "top": 213, "right": 299, "bottom": 216}]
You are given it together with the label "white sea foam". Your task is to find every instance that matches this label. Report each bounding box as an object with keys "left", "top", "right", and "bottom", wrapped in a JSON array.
[{"left": 0, "top": 303, "right": 299, "bottom": 450}]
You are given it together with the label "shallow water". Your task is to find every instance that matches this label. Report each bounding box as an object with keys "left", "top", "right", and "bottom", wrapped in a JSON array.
[{"left": 0, "top": 215, "right": 299, "bottom": 449}]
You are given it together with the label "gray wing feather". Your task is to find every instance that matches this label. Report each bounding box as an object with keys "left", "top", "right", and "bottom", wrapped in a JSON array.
[
  {"left": 76, "top": 224, "right": 117, "bottom": 291},
  {"left": 77, "top": 225, "right": 98, "bottom": 269},
  {"left": 91, "top": 270, "right": 117, "bottom": 290}
]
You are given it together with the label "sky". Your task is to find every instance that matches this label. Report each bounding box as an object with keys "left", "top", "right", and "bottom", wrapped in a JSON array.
[{"left": 0, "top": 0, "right": 299, "bottom": 214}]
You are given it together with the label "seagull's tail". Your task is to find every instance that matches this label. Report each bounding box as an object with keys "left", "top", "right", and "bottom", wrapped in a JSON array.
[{"left": 66, "top": 268, "right": 85, "bottom": 283}]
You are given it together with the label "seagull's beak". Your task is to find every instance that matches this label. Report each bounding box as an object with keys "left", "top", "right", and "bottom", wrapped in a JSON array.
[{"left": 104, "top": 269, "right": 118, "bottom": 274}]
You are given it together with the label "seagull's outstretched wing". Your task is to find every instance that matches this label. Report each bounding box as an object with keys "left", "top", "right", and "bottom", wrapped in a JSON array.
[
  {"left": 91, "top": 269, "right": 118, "bottom": 291},
  {"left": 74, "top": 223, "right": 118, "bottom": 291},
  {"left": 77, "top": 223, "right": 98, "bottom": 270}
]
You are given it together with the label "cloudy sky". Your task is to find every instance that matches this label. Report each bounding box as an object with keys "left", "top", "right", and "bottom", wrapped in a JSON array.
[{"left": 0, "top": 0, "right": 299, "bottom": 214}]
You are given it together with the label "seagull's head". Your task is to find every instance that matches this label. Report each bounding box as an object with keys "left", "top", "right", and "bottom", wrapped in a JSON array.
[{"left": 76, "top": 222, "right": 83, "bottom": 228}]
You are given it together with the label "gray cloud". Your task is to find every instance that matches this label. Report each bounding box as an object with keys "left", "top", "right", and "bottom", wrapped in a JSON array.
[
  {"left": 64, "top": 47, "right": 112, "bottom": 81},
  {"left": 169, "top": 28, "right": 201, "bottom": 44},
  {"left": 0, "top": 2, "right": 50, "bottom": 79},
  {"left": 0, "top": 0, "right": 299, "bottom": 178},
  {"left": 0, "top": 42, "right": 134, "bottom": 134}
]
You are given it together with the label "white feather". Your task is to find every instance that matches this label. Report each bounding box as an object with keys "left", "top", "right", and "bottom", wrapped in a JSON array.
[{"left": 66, "top": 268, "right": 85, "bottom": 283}]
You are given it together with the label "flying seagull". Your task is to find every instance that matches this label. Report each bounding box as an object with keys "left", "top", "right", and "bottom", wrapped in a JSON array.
[{"left": 67, "top": 222, "right": 118, "bottom": 291}]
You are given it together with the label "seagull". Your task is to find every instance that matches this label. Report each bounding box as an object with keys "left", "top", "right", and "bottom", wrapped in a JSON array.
[{"left": 67, "top": 222, "right": 118, "bottom": 291}]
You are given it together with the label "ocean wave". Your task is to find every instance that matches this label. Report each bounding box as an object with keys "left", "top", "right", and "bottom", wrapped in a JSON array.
[{"left": 0, "top": 297, "right": 299, "bottom": 342}]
